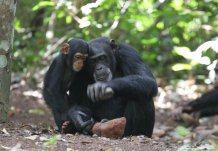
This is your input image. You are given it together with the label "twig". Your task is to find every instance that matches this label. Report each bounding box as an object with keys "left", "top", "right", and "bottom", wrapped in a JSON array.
[{"left": 43, "top": 35, "right": 68, "bottom": 59}]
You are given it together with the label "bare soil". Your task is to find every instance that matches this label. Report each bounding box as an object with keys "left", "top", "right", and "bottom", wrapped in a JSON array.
[
  {"left": 0, "top": 85, "right": 166, "bottom": 151},
  {"left": 0, "top": 83, "right": 218, "bottom": 151}
]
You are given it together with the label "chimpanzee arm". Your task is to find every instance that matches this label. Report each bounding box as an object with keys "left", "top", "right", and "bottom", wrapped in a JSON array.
[
  {"left": 108, "top": 44, "right": 157, "bottom": 98},
  {"left": 43, "top": 56, "right": 69, "bottom": 129},
  {"left": 186, "top": 89, "right": 218, "bottom": 112},
  {"left": 108, "top": 75, "right": 157, "bottom": 98},
  {"left": 43, "top": 56, "right": 69, "bottom": 110},
  {"left": 199, "top": 105, "right": 218, "bottom": 117}
]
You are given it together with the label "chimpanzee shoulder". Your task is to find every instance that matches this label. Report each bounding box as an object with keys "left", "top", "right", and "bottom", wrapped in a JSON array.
[{"left": 115, "top": 43, "right": 157, "bottom": 84}]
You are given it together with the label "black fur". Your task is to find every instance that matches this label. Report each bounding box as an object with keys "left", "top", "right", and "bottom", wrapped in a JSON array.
[
  {"left": 86, "top": 37, "right": 157, "bottom": 137},
  {"left": 182, "top": 62, "right": 218, "bottom": 118},
  {"left": 43, "top": 38, "right": 92, "bottom": 131},
  {"left": 183, "top": 87, "right": 218, "bottom": 117}
]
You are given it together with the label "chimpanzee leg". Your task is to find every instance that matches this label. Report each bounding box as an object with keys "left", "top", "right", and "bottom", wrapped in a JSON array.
[
  {"left": 123, "top": 99, "right": 155, "bottom": 137},
  {"left": 52, "top": 110, "right": 68, "bottom": 131},
  {"left": 199, "top": 105, "right": 218, "bottom": 117},
  {"left": 43, "top": 93, "right": 64, "bottom": 131}
]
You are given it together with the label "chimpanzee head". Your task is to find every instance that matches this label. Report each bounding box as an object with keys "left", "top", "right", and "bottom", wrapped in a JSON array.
[
  {"left": 88, "top": 37, "right": 117, "bottom": 82},
  {"left": 61, "top": 39, "right": 88, "bottom": 72}
]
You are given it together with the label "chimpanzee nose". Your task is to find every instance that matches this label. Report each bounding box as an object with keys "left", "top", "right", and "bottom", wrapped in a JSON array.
[{"left": 96, "top": 66, "right": 103, "bottom": 71}]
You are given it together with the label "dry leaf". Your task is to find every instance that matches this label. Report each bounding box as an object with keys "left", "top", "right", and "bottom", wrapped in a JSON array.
[
  {"left": 25, "top": 135, "right": 38, "bottom": 140},
  {"left": 2, "top": 128, "right": 9, "bottom": 135}
]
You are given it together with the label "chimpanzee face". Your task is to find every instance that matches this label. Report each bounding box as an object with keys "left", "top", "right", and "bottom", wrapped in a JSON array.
[
  {"left": 88, "top": 38, "right": 117, "bottom": 82},
  {"left": 61, "top": 39, "right": 88, "bottom": 72},
  {"left": 72, "top": 52, "right": 88, "bottom": 71}
]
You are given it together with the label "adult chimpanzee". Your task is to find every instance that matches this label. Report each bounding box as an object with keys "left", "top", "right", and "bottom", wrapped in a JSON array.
[
  {"left": 175, "top": 62, "right": 218, "bottom": 119},
  {"left": 43, "top": 38, "right": 94, "bottom": 133},
  {"left": 85, "top": 37, "right": 158, "bottom": 137}
]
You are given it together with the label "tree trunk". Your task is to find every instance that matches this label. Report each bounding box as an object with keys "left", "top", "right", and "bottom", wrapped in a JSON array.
[{"left": 0, "top": 0, "right": 17, "bottom": 123}]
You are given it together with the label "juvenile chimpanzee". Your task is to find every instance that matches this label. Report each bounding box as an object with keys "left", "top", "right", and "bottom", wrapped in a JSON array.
[
  {"left": 43, "top": 39, "right": 93, "bottom": 132},
  {"left": 85, "top": 37, "right": 157, "bottom": 137},
  {"left": 176, "top": 62, "right": 218, "bottom": 119}
]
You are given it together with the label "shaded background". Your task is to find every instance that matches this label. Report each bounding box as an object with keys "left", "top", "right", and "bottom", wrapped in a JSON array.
[
  {"left": 14, "top": 0, "right": 218, "bottom": 86},
  {"left": 5, "top": 0, "right": 218, "bottom": 150}
]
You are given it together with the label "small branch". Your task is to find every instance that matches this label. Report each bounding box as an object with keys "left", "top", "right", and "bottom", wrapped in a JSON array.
[
  {"left": 43, "top": 35, "right": 68, "bottom": 59},
  {"left": 107, "top": 0, "right": 132, "bottom": 34}
]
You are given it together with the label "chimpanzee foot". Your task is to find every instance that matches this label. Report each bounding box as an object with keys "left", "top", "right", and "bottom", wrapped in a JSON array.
[
  {"left": 91, "top": 117, "right": 126, "bottom": 139},
  {"left": 81, "top": 118, "right": 95, "bottom": 135},
  {"left": 61, "top": 121, "right": 75, "bottom": 134}
]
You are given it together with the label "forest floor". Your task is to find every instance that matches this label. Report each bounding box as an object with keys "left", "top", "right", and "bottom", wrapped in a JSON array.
[{"left": 0, "top": 79, "right": 218, "bottom": 151}]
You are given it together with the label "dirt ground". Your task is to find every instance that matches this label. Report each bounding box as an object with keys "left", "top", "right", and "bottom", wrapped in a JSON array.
[{"left": 0, "top": 83, "right": 218, "bottom": 151}]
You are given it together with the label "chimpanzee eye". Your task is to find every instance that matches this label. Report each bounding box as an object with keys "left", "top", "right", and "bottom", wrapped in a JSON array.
[
  {"left": 99, "top": 55, "right": 106, "bottom": 61},
  {"left": 74, "top": 55, "right": 81, "bottom": 59}
]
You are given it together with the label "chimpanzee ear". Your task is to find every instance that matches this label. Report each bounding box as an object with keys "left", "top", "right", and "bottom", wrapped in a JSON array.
[
  {"left": 61, "top": 43, "right": 70, "bottom": 55},
  {"left": 110, "top": 39, "right": 117, "bottom": 50}
]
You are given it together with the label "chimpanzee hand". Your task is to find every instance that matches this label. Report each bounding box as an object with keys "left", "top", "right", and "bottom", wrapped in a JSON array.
[
  {"left": 87, "top": 82, "right": 114, "bottom": 102},
  {"left": 69, "top": 110, "right": 95, "bottom": 134}
]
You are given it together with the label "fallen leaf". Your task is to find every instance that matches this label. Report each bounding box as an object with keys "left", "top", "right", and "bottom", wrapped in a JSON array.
[
  {"left": 2, "top": 128, "right": 9, "bottom": 135},
  {"left": 209, "top": 139, "right": 218, "bottom": 148},
  {"left": 81, "top": 140, "right": 92, "bottom": 145},
  {"left": 67, "top": 148, "right": 77, "bottom": 151},
  {"left": 25, "top": 135, "right": 38, "bottom": 140},
  {"left": 175, "top": 126, "right": 190, "bottom": 137},
  {"left": 106, "top": 148, "right": 113, "bottom": 151},
  {"left": 0, "top": 145, "right": 11, "bottom": 150},
  {"left": 28, "top": 108, "right": 45, "bottom": 115},
  {"left": 45, "top": 135, "right": 61, "bottom": 145},
  {"left": 40, "top": 136, "right": 48, "bottom": 141},
  {"left": 153, "top": 129, "right": 166, "bottom": 138}
]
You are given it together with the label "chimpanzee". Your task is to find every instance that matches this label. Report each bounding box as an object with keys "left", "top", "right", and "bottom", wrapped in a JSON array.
[
  {"left": 176, "top": 62, "right": 218, "bottom": 119},
  {"left": 84, "top": 37, "right": 157, "bottom": 137},
  {"left": 43, "top": 38, "right": 94, "bottom": 132}
]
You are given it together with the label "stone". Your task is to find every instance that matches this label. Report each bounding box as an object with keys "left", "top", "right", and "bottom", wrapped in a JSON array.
[{"left": 91, "top": 117, "right": 126, "bottom": 139}]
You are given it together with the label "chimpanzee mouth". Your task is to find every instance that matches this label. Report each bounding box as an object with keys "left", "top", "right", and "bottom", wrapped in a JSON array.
[
  {"left": 96, "top": 77, "right": 105, "bottom": 81},
  {"left": 94, "top": 72, "right": 112, "bottom": 82},
  {"left": 96, "top": 75, "right": 108, "bottom": 81}
]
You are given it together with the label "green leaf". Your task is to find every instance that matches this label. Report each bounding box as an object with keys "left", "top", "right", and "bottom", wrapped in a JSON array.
[
  {"left": 172, "top": 37, "right": 180, "bottom": 44},
  {"left": 57, "top": 11, "right": 65, "bottom": 18},
  {"left": 28, "top": 108, "right": 45, "bottom": 115},
  {"left": 66, "top": 16, "right": 72, "bottom": 24},
  {"left": 32, "top": 1, "right": 55, "bottom": 11},
  {"left": 209, "top": 139, "right": 218, "bottom": 148},
  {"left": 141, "top": 38, "right": 158, "bottom": 44},
  {"left": 14, "top": 18, "right": 21, "bottom": 31},
  {"left": 170, "top": 0, "right": 184, "bottom": 11},
  {"left": 173, "top": 46, "right": 191, "bottom": 57},
  {"left": 45, "top": 135, "right": 61, "bottom": 145},
  {"left": 175, "top": 126, "right": 190, "bottom": 137},
  {"left": 106, "top": 148, "right": 113, "bottom": 151},
  {"left": 156, "top": 22, "right": 164, "bottom": 29},
  {"left": 172, "top": 63, "right": 192, "bottom": 71}
]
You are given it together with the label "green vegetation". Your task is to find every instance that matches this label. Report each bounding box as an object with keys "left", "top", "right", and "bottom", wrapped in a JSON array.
[{"left": 14, "top": 0, "right": 218, "bottom": 83}]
